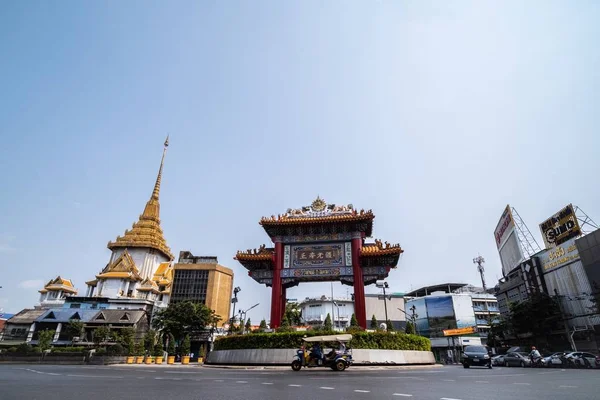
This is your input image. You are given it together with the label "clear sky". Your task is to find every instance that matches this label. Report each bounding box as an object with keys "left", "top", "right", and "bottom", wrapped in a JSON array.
[{"left": 2, "top": 2, "right": 600, "bottom": 323}]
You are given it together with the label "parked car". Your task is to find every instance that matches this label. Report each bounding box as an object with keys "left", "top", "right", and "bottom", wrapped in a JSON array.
[
  {"left": 491, "top": 355, "right": 505, "bottom": 366},
  {"left": 542, "top": 352, "right": 567, "bottom": 367},
  {"left": 461, "top": 345, "right": 492, "bottom": 369},
  {"left": 566, "top": 352, "right": 600, "bottom": 369},
  {"left": 503, "top": 352, "right": 531, "bottom": 367}
]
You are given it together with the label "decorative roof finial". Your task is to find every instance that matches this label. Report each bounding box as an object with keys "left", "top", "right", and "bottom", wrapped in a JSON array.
[{"left": 151, "top": 136, "right": 169, "bottom": 201}]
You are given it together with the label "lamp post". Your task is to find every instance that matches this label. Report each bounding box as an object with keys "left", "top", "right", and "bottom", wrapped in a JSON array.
[
  {"left": 239, "top": 303, "right": 259, "bottom": 334},
  {"left": 398, "top": 305, "right": 419, "bottom": 335},
  {"left": 333, "top": 301, "right": 341, "bottom": 331},
  {"left": 376, "top": 280, "right": 390, "bottom": 329},
  {"left": 230, "top": 286, "right": 241, "bottom": 334}
]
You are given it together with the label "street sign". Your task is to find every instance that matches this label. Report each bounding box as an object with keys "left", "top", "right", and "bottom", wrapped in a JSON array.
[{"left": 442, "top": 326, "right": 476, "bottom": 336}]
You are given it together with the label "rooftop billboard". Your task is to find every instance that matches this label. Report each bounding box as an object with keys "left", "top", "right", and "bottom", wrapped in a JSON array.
[
  {"left": 539, "top": 204, "right": 582, "bottom": 249},
  {"left": 494, "top": 205, "right": 525, "bottom": 276}
]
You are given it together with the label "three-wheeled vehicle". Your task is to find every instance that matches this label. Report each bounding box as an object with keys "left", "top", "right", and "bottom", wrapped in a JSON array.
[{"left": 291, "top": 334, "right": 353, "bottom": 372}]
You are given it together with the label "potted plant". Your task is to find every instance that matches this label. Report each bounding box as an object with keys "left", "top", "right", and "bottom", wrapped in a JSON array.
[
  {"left": 126, "top": 336, "right": 135, "bottom": 364},
  {"left": 197, "top": 345, "right": 205, "bottom": 364},
  {"left": 167, "top": 334, "right": 176, "bottom": 365},
  {"left": 181, "top": 334, "right": 191, "bottom": 365},
  {"left": 134, "top": 341, "right": 144, "bottom": 364},
  {"left": 143, "top": 330, "right": 155, "bottom": 364},
  {"left": 153, "top": 341, "right": 164, "bottom": 364}
]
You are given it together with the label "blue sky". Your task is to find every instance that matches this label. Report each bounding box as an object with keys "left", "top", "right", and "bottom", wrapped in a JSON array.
[{"left": 2, "top": 2, "right": 600, "bottom": 323}]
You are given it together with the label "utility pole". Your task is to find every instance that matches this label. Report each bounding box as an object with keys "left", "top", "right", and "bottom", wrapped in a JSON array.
[
  {"left": 474, "top": 255, "right": 493, "bottom": 345},
  {"left": 230, "top": 287, "right": 241, "bottom": 334}
]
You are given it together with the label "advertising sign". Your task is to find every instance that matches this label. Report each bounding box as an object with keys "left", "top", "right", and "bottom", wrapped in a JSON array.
[
  {"left": 494, "top": 205, "right": 515, "bottom": 249},
  {"left": 443, "top": 326, "right": 476, "bottom": 336},
  {"left": 494, "top": 205, "right": 524, "bottom": 275},
  {"left": 539, "top": 204, "right": 582, "bottom": 249},
  {"left": 538, "top": 237, "right": 580, "bottom": 272}
]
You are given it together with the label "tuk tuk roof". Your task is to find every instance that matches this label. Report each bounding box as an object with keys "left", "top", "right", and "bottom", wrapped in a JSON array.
[{"left": 303, "top": 334, "right": 352, "bottom": 343}]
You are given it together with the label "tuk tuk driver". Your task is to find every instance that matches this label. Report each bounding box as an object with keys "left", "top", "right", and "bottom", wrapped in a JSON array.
[{"left": 310, "top": 343, "right": 323, "bottom": 363}]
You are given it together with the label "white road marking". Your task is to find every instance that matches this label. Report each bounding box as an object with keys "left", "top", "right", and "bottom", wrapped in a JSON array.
[
  {"left": 154, "top": 377, "right": 164, "bottom": 380},
  {"left": 262, "top": 382, "right": 274, "bottom": 385},
  {"left": 165, "top": 371, "right": 197, "bottom": 374},
  {"left": 475, "top": 380, "right": 489, "bottom": 383},
  {"left": 66, "top": 374, "right": 123, "bottom": 378},
  {"left": 393, "top": 394, "right": 413, "bottom": 397},
  {"left": 354, "top": 390, "right": 370, "bottom": 393},
  {"left": 47, "top": 373, "right": 61, "bottom": 376},
  {"left": 513, "top": 383, "right": 530, "bottom": 386},
  {"left": 288, "top": 384, "right": 302, "bottom": 387},
  {"left": 559, "top": 385, "right": 578, "bottom": 388},
  {"left": 214, "top": 380, "right": 224, "bottom": 382},
  {"left": 440, "top": 398, "right": 462, "bottom": 400},
  {"left": 443, "top": 379, "right": 456, "bottom": 382},
  {"left": 236, "top": 381, "right": 248, "bottom": 384},
  {"left": 460, "top": 374, "right": 524, "bottom": 378},
  {"left": 320, "top": 387, "right": 335, "bottom": 390}
]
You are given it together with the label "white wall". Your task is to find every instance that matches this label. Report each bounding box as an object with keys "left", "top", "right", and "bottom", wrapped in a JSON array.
[{"left": 365, "top": 296, "right": 405, "bottom": 322}]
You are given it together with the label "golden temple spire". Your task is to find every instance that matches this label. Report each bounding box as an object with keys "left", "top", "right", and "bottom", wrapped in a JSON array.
[
  {"left": 151, "top": 135, "right": 169, "bottom": 201},
  {"left": 108, "top": 137, "right": 174, "bottom": 260}
]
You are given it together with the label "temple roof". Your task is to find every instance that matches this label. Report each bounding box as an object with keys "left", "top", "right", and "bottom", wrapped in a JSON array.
[
  {"left": 152, "top": 262, "right": 173, "bottom": 293},
  {"left": 96, "top": 250, "right": 142, "bottom": 281},
  {"left": 39, "top": 276, "right": 78, "bottom": 294},
  {"left": 107, "top": 138, "right": 174, "bottom": 260},
  {"left": 361, "top": 240, "right": 403, "bottom": 257},
  {"left": 259, "top": 197, "right": 374, "bottom": 237},
  {"left": 136, "top": 278, "right": 160, "bottom": 293}
]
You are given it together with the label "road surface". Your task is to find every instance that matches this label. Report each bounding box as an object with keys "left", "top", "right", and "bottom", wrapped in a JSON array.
[{"left": 0, "top": 364, "right": 596, "bottom": 400}]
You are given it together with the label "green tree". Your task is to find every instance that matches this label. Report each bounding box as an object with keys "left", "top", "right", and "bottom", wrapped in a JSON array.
[
  {"left": 134, "top": 341, "right": 144, "bottom": 356},
  {"left": 259, "top": 319, "right": 267, "bottom": 330},
  {"left": 37, "top": 329, "right": 55, "bottom": 352},
  {"left": 507, "top": 293, "right": 561, "bottom": 346},
  {"left": 350, "top": 313, "right": 359, "bottom": 327},
  {"left": 284, "top": 302, "right": 302, "bottom": 326},
  {"left": 66, "top": 320, "right": 85, "bottom": 341},
  {"left": 405, "top": 321, "right": 416, "bottom": 335},
  {"left": 143, "top": 329, "right": 156, "bottom": 354},
  {"left": 324, "top": 313, "right": 333, "bottom": 331},
  {"left": 93, "top": 326, "right": 111, "bottom": 348},
  {"left": 153, "top": 342, "right": 164, "bottom": 357},
  {"left": 277, "top": 315, "right": 293, "bottom": 332},
  {"left": 152, "top": 301, "right": 221, "bottom": 341},
  {"left": 386, "top": 320, "right": 394, "bottom": 332},
  {"left": 370, "top": 315, "right": 378, "bottom": 330},
  {"left": 167, "top": 333, "right": 176, "bottom": 356},
  {"left": 181, "top": 334, "right": 191, "bottom": 356},
  {"left": 245, "top": 318, "right": 252, "bottom": 332}
]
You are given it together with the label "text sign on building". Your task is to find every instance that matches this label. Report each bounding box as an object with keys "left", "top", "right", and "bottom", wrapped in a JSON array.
[
  {"left": 495, "top": 205, "right": 514, "bottom": 249},
  {"left": 290, "top": 243, "right": 351, "bottom": 268},
  {"left": 538, "top": 237, "right": 580, "bottom": 272},
  {"left": 539, "top": 204, "right": 582, "bottom": 249},
  {"left": 443, "top": 326, "right": 476, "bottom": 336}
]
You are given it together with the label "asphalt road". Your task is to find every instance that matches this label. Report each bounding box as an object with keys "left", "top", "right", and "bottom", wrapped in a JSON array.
[{"left": 0, "top": 364, "right": 597, "bottom": 400}]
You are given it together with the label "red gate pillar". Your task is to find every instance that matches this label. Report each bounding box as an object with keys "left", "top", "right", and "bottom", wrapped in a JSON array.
[
  {"left": 351, "top": 237, "right": 367, "bottom": 329},
  {"left": 281, "top": 286, "right": 287, "bottom": 323},
  {"left": 270, "top": 241, "right": 283, "bottom": 328}
]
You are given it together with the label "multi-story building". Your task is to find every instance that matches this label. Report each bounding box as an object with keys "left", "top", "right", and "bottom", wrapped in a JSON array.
[
  {"left": 38, "top": 276, "right": 78, "bottom": 308},
  {"left": 171, "top": 251, "right": 234, "bottom": 326},
  {"left": 365, "top": 293, "right": 406, "bottom": 330},
  {"left": 298, "top": 296, "right": 354, "bottom": 330}
]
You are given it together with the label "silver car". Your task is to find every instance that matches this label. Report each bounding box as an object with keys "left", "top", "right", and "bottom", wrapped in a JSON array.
[{"left": 503, "top": 352, "right": 531, "bottom": 367}]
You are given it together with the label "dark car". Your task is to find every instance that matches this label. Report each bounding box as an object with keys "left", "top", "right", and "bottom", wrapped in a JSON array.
[
  {"left": 461, "top": 345, "right": 492, "bottom": 369},
  {"left": 503, "top": 352, "right": 531, "bottom": 367}
]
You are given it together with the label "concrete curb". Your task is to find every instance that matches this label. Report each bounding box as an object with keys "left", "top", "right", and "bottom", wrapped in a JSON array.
[{"left": 202, "top": 364, "right": 443, "bottom": 371}]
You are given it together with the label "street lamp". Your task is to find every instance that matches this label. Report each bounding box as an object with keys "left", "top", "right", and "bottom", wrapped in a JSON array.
[
  {"left": 332, "top": 301, "right": 342, "bottom": 331},
  {"left": 376, "top": 280, "right": 390, "bottom": 329},
  {"left": 230, "top": 286, "right": 241, "bottom": 333},
  {"left": 398, "top": 305, "right": 419, "bottom": 335},
  {"left": 239, "top": 303, "right": 259, "bottom": 334}
]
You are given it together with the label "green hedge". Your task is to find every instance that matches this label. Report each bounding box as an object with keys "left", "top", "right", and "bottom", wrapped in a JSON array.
[{"left": 214, "top": 331, "right": 430, "bottom": 352}]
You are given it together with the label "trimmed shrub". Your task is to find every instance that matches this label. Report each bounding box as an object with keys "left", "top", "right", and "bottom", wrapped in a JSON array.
[
  {"left": 107, "top": 344, "right": 125, "bottom": 356},
  {"left": 16, "top": 343, "right": 33, "bottom": 354},
  {"left": 51, "top": 347, "right": 86, "bottom": 353},
  {"left": 214, "top": 331, "right": 430, "bottom": 352}
]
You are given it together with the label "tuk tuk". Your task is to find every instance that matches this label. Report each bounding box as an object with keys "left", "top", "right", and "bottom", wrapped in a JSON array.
[{"left": 291, "top": 333, "right": 353, "bottom": 372}]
